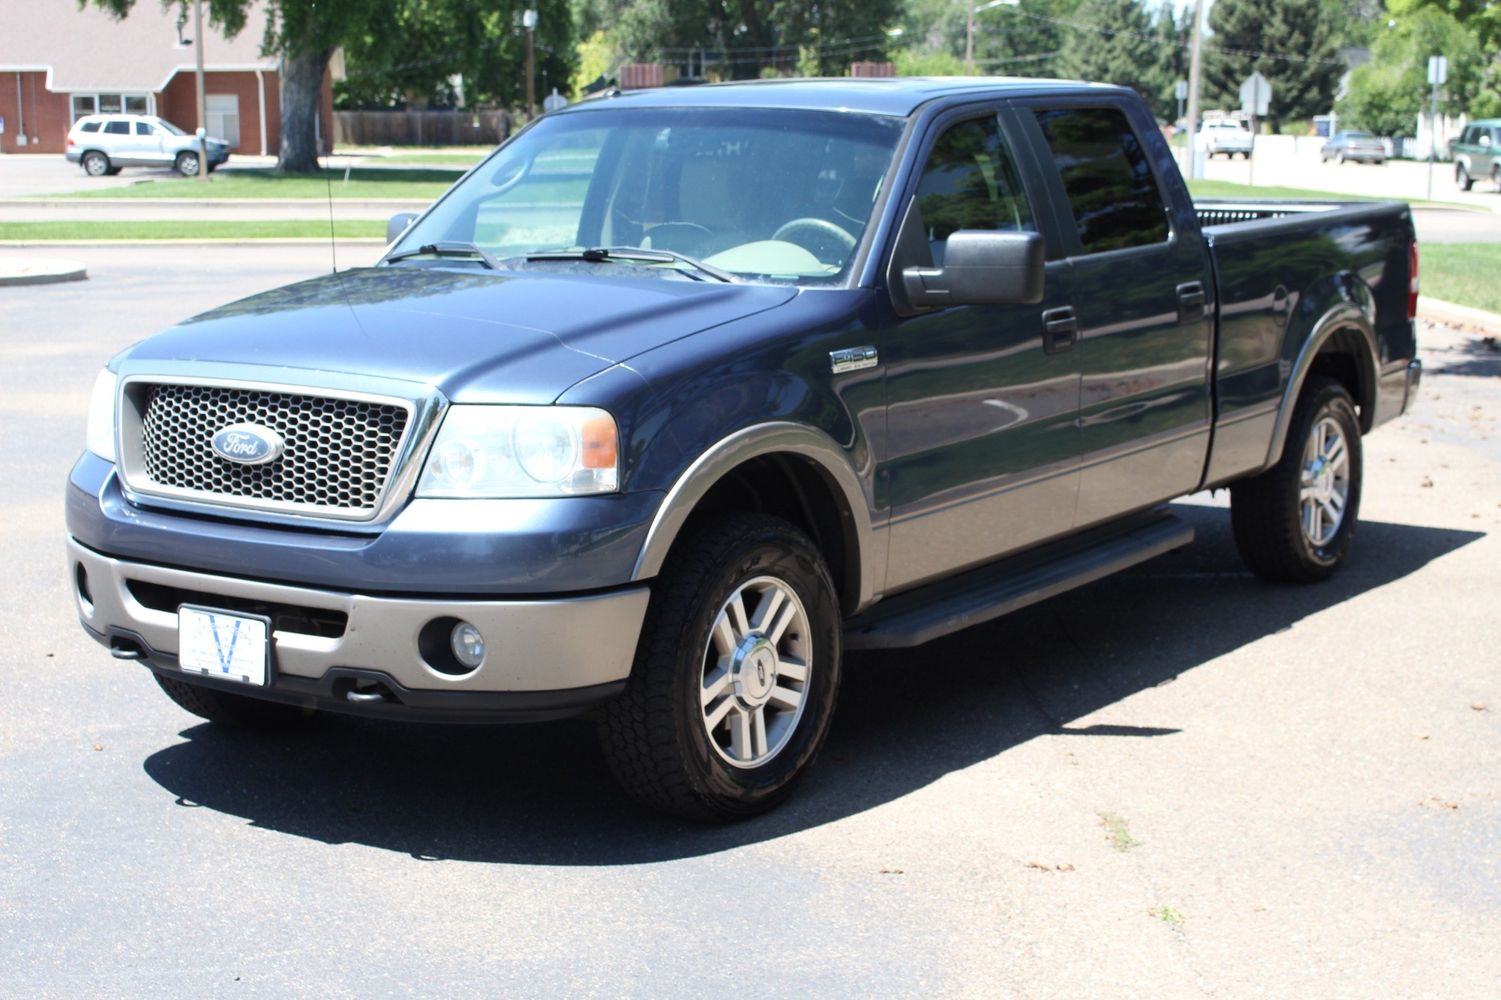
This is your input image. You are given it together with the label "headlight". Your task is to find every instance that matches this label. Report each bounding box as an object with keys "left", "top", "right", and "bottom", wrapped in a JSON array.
[
  {"left": 85, "top": 368, "right": 117, "bottom": 462},
  {"left": 416, "top": 405, "right": 618, "bottom": 498}
]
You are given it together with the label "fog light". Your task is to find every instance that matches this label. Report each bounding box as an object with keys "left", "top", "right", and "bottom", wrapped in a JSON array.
[{"left": 450, "top": 622, "right": 485, "bottom": 669}]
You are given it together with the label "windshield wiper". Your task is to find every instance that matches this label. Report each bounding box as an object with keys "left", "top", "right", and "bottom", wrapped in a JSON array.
[
  {"left": 387, "top": 241, "right": 502, "bottom": 270},
  {"left": 524, "top": 246, "right": 735, "bottom": 283}
]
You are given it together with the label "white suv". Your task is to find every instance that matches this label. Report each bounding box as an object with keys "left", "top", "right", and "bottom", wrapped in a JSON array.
[
  {"left": 1200, "top": 120, "right": 1254, "bottom": 159},
  {"left": 65, "top": 114, "right": 230, "bottom": 177}
]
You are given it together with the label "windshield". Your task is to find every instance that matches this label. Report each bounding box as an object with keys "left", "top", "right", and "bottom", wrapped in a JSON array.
[{"left": 390, "top": 106, "right": 905, "bottom": 285}]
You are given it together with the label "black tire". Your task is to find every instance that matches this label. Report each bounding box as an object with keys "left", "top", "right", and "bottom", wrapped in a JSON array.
[
  {"left": 175, "top": 151, "right": 200, "bottom": 177},
  {"left": 598, "top": 513, "right": 842, "bottom": 822},
  {"left": 81, "top": 151, "right": 110, "bottom": 177},
  {"left": 1457, "top": 164, "right": 1474, "bottom": 191},
  {"left": 1493, "top": 166, "right": 1501, "bottom": 193},
  {"left": 154, "top": 671, "right": 310, "bottom": 727},
  {"left": 1231, "top": 377, "right": 1363, "bottom": 583},
  {"left": 1336, "top": 151, "right": 1346, "bottom": 165}
]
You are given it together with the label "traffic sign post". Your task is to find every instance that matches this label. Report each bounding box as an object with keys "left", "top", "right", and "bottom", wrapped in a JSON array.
[
  {"left": 1239, "top": 72, "right": 1271, "bottom": 186},
  {"left": 1427, "top": 55, "right": 1448, "bottom": 200}
]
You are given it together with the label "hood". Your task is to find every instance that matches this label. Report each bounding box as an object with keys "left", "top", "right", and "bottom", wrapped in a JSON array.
[{"left": 123, "top": 266, "right": 799, "bottom": 404}]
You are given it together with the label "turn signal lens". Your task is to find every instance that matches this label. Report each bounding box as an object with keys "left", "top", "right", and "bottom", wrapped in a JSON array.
[{"left": 1407, "top": 239, "right": 1419, "bottom": 321}]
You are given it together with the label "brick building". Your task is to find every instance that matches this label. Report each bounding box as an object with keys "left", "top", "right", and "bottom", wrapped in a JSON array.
[{"left": 0, "top": 0, "right": 332, "bottom": 157}]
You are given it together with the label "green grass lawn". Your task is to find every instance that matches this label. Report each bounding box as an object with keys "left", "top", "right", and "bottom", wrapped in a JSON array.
[
  {"left": 370, "top": 152, "right": 489, "bottom": 166},
  {"left": 1421, "top": 243, "right": 1501, "bottom": 314},
  {"left": 1187, "top": 178, "right": 1474, "bottom": 210},
  {"left": 0, "top": 220, "right": 384, "bottom": 240},
  {"left": 44, "top": 167, "right": 462, "bottom": 201}
]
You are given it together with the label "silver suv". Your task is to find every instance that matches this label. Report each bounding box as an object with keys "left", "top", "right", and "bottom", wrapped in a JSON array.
[{"left": 65, "top": 114, "right": 230, "bottom": 177}]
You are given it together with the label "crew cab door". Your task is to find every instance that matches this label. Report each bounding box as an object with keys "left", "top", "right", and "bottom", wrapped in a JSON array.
[
  {"left": 1016, "top": 100, "right": 1215, "bottom": 526},
  {"left": 878, "top": 107, "right": 1081, "bottom": 593}
]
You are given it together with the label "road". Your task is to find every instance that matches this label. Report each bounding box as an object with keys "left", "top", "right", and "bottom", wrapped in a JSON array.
[{"left": 2, "top": 245, "right": 1498, "bottom": 998}]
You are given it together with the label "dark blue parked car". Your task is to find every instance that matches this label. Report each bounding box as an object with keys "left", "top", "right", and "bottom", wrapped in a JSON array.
[{"left": 69, "top": 79, "right": 1421, "bottom": 819}]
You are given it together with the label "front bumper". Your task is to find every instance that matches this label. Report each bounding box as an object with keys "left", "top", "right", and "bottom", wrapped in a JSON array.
[{"left": 69, "top": 537, "right": 651, "bottom": 722}]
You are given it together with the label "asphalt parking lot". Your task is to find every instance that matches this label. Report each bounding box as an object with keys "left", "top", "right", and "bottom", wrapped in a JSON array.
[{"left": 2, "top": 245, "right": 1498, "bottom": 997}]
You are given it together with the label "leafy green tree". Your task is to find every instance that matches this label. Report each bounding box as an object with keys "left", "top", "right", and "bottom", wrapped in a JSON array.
[
  {"left": 613, "top": 0, "right": 902, "bottom": 79},
  {"left": 896, "top": 0, "right": 1083, "bottom": 80},
  {"left": 1056, "top": 0, "right": 1175, "bottom": 117},
  {"left": 1385, "top": 0, "right": 1501, "bottom": 117},
  {"left": 1204, "top": 0, "right": 1346, "bottom": 131},
  {"left": 85, "top": 0, "right": 376, "bottom": 172},
  {"left": 1339, "top": 7, "right": 1488, "bottom": 135},
  {"left": 339, "top": 0, "right": 576, "bottom": 110}
]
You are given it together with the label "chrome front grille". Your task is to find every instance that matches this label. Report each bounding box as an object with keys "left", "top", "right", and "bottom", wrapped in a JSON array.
[{"left": 135, "top": 383, "right": 411, "bottom": 516}]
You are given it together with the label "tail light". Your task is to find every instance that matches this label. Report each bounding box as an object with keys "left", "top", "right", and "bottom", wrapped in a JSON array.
[
  {"left": 66, "top": 137, "right": 75, "bottom": 147},
  {"left": 1407, "top": 239, "right": 1419, "bottom": 321}
]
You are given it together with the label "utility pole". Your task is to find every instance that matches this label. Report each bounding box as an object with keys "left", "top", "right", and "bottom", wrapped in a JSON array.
[
  {"left": 965, "top": 3, "right": 975, "bottom": 73},
  {"left": 523, "top": 9, "right": 538, "bottom": 121},
  {"left": 1184, "top": 0, "right": 1205, "bottom": 179},
  {"left": 193, "top": 0, "right": 209, "bottom": 182}
]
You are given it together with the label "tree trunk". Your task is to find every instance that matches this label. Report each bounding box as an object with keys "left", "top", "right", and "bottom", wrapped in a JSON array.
[{"left": 278, "top": 47, "right": 332, "bottom": 174}]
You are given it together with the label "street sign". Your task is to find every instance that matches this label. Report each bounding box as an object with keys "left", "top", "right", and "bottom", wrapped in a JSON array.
[
  {"left": 542, "top": 88, "right": 568, "bottom": 114},
  {"left": 1174, "top": 80, "right": 1188, "bottom": 101},
  {"left": 1427, "top": 55, "right": 1448, "bottom": 86},
  {"left": 1239, "top": 72, "right": 1271, "bottom": 117}
]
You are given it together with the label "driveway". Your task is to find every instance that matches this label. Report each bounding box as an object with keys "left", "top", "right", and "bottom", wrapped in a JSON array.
[{"left": 1, "top": 244, "right": 1497, "bottom": 997}]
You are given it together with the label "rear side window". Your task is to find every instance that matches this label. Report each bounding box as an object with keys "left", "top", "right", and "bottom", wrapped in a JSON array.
[
  {"left": 913, "top": 116, "right": 1034, "bottom": 265},
  {"left": 79, "top": 121, "right": 100, "bottom": 133},
  {"left": 1035, "top": 107, "right": 1170, "bottom": 255},
  {"left": 103, "top": 120, "right": 129, "bottom": 135},
  {"left": 134, "top": 122, "right": 153, "bottom": 136}
]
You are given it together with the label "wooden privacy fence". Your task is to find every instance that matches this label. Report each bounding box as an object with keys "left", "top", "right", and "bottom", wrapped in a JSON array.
[{"left": 333, "top": 110, "right": 512, "bottom": 147}]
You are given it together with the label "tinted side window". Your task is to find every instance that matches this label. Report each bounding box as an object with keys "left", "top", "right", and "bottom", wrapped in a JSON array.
[
  {"left": 134, "top": 122, "right": 153, "bottom": 135},
  {"left": 80, "top": 121, "right": 101, "bottom": 133},
  {"left": 914, "top": 116, "right": 1034, "bottom": 265},
  {"left": 1035, "top": 107, "right": 1169, "bottom": 254},
  {"left": 104, "top": 120, "right": 129, "bottom": 135}
]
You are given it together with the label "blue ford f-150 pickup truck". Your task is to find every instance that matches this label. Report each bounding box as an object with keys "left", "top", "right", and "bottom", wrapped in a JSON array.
[{"left": 67, "top": 78, "right": 1422, "bottom": 820}]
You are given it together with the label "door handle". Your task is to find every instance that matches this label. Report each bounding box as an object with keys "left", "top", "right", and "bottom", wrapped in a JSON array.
[
  {"left": 1177, "top": 281, "right": 1207, "bottom": 322},
  {"left": 1041, "top": 307, "right": 1077, "bottom": 354}
]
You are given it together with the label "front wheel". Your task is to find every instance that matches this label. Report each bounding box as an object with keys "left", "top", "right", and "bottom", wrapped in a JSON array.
[
  {"left": 598, "top": 513, "right": 843, "bottom": 821},
  {"left": 175, "top": 151, "right": 200, "bottom": 177},
  {"left": 1231, "top": 377, "right": 1363, "bottom": 583}
]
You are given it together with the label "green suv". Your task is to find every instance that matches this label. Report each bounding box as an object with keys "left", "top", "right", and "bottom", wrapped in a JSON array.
[{"left": 1452, "top": 119, "right": 1501, "bottom": 191}]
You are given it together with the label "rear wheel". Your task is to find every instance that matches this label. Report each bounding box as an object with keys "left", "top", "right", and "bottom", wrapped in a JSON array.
[
  {"left": 154, "top": 672, "right": 310, "bottom": 727},
  {"left": 81, "top": 151, "right": 110, "bottom": 177},
  {"left": 1231, "top": 377, "right": 1362, "bottom": 583},
  {"left": 1457, "top": 164, "right": 1474, "bottom": 190},
  {"left": 175, "top": 151, "right": 200, "bottom": 177},
  {"left": 598, "top": 513, "right": 842, "bottom": 821},
  {"left": 1493, "top": 165, "right": 1501, "bottom": 192},
  {"left": 1336, "top": 150, "right": 1346, "bottom": 165}
]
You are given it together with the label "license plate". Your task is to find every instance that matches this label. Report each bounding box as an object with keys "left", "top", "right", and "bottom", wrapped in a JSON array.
[{"left": 177, "top": 605, "right": 271, "bottom": 686}]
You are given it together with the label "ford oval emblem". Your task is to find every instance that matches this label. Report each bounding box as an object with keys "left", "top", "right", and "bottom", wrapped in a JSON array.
[{"left": 211, "top": 424, "right": 285, "bottom": 466}]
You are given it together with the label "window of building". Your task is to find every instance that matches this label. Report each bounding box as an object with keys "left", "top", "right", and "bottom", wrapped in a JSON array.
[
  {"left": 206, "top": 94, "right": 240, "bottom": 147},
  {"left": 70, "top": 93, "right": 151, "bottom": 123}
]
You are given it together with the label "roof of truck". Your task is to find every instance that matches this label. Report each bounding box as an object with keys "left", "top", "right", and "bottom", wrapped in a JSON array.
[{"left": 565, "top": 77, "right": 1126, "bottom": 118}]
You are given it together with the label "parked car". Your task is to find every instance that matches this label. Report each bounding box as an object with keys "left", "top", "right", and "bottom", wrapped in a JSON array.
[
  {"left": 1321, "top": 131, "right": 1386, "bottom": 165},
  {"left": 68, "top": 79, "right": 1420, "bottom": 821},
  {"left": 1201, "top": 119, "right": 1254, "bottom": 158},
  {"left": 65, "top": 114, "right": 230, "bottom": 177},
  {"left": 1452, "top": 119, "right": 1501, "bottom": 191}
]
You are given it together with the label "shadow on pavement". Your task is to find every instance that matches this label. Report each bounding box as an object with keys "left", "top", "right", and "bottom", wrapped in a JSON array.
[
  {"left": 142, "top": 504, "right": 1483, "bottom": 864},
  {"left": 1427, "top": 335, "right": 1501, "bottom": 378}
]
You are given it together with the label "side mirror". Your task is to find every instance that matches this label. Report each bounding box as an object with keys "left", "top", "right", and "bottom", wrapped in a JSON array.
[
  {"left": 901, "top": 230, "right": 1045, "bottom": 308},
  {"left": 386, "top": 212, "right": 418, "bottom": 245}
]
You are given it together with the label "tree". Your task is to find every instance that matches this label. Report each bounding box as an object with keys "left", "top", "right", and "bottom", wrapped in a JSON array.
[
  {"left": 1056, "top": 0, "right": 1175, "bottom": 117},
  {"left": 86, "top": 0, "right": 374, "bottom": 172},
  {"left": 338, "top": 0, "right": 576, "bottom": 109},
  {"left": 1204, "top": 0, "right": 1346, "bottom": 131},
  {"left": 1385, "top": 0, "right": 1501, "bottom": 117},
  {"left": 1339, "top": 7, "right": 1488, "bottom": 135},
  {"left": 612, "top": 0, "right": 903, "bottom": 80},
  {"left": 896, "top": 0, "right": 1084, "bottom": 80}
]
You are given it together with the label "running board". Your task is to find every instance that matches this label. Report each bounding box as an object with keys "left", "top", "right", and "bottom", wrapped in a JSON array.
[{"left": 843, "top": 509, "right": 1193, "bottom": 650}]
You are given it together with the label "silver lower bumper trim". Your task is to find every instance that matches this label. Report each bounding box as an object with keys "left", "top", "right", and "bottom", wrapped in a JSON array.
[{"left": 68, "top": 538, "right": 649, "bottom": 694}]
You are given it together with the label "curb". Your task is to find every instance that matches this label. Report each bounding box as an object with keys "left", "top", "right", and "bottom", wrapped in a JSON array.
[
  {"left": 0, "top": 257, "right": 87, "bottom": 286},
  {"left": 1419, "top": 296, "right": 1501, "bottom": 335}
]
